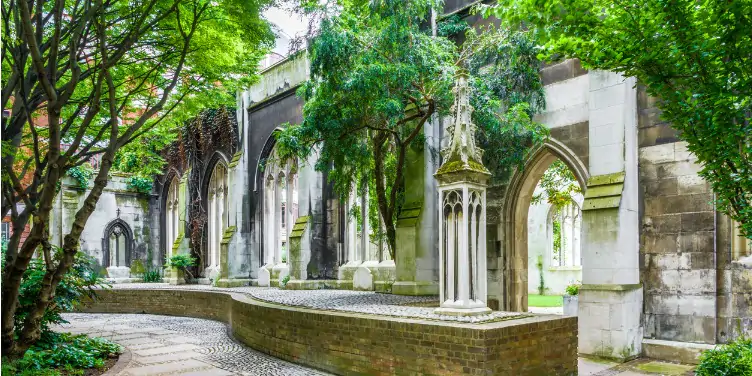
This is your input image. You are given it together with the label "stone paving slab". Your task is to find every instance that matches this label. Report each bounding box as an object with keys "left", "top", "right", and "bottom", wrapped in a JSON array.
[
  {"left": 134, "top": 344, "right": 200, "bottom": 357},
  {"left": 124, "top": 359, "right": 213, "bottom": 375},
  {"left": 137, "top": 351, "right": 206, "bottom": 365}
]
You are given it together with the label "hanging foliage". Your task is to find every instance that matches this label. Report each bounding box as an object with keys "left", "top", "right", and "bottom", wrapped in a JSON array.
[{"left": 161, "top": 107, "right": 239, "bottom": 269}]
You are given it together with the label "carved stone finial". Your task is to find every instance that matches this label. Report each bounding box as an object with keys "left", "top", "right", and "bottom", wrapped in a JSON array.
[{"left": 436, "top": 72, "right": 490, "bottom": 179}]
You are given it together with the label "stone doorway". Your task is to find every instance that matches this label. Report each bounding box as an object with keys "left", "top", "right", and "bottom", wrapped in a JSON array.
[{"left": 501, "top": 140, "right": 589, "bottom": 313}]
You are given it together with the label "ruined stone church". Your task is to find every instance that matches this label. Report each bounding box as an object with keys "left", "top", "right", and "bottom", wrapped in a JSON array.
[{"left": 49, "top": 0, "right": 751, "bottom": 362}]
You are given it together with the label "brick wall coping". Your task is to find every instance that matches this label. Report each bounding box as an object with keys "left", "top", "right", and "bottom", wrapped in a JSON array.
[{"left": 107, "top": 283, "right": 527, "bottom": 324}]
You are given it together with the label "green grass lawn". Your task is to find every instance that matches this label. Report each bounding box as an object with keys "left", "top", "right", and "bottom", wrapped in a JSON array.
[{"left": 528, "top": 294, "right": 563, "bottom": 307}]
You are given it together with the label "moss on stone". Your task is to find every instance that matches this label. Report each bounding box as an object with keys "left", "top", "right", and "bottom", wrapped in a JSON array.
[
  {"left": 635, "top": 361, "right": 694, "bottom": 375},
  {"left": 435, "top": 159, "right": 490, "bottom": 175}
]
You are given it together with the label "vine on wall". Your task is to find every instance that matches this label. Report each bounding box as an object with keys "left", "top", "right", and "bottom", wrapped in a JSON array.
[
  {"left": 126, "top": 176, "right": 154, "bottom": 194},
  {"left": 66, "top": 164, "right": 94, "bottom": 190},
  {"left": 162, "top": 106, "right": 238, "bottom": 270}
]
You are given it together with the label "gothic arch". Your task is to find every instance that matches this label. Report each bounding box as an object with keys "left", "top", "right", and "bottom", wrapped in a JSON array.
[
  {"left": 501, "top": 138, "right": 588, "bottom": 312},
  {"left": 259, "top": 140, "right": 299, "bottom": 267},
  {"left": 102, "top": 219, "right": 134, "bottom": 268},
  {"left": 253, "top": 127, "right": 284, "bottom": 192},
  {"left": 161, "top": 168, "right": 182, "bottom": 263},
  {"left": 205, "top": 155, "right": 230, "bottom": 271}
]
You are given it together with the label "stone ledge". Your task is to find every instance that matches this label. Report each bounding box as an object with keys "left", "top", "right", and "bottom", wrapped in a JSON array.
[
  {"left": 80, "top": 288, "right": 578, "bottom": 375},
  {"left": 580, "top": 283, "right": 642, "bottom": 292},
  {"left": 642, "top": 339, "right": 714, "bottom": 365}
]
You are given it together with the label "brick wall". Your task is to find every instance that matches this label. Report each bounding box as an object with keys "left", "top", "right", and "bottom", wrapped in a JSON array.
[{"left": 81, "top": 289, "right": 577, "bottom": 375}]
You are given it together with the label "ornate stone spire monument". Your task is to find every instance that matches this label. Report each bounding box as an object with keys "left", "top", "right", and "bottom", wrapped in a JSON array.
[{"left": 434, "top": 72, "right": 492, "bottom": 316}]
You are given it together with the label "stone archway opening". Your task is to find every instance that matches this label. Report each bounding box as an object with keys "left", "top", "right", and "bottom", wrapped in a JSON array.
[
  {"left": 502, "top": 141, "right": 588, "bottom": 313},
  {"left": 525, "top": 160, "right": 583, "bottom": 314}
]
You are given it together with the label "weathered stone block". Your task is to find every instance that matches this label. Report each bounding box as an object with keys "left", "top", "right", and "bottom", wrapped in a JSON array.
[
  {"left": 541, "top": 58, "right": 587, "bottom": 85},
  {"left": 680, "top": 212, "right": 715, "bottom": 233},
  {"left": 353, "top": 266, "right": 374, "bottom": 291},
  {"left": 638, "top": 124, "right": 679, "bottom": 148},
  {"left": 676, "top": 175, "right": 709, "bottom": 195},
  {"left": 679, "top": 232, "right": 714, "bottom": 253},
  {"left": 642, "top": 233, "right": 678, "bottom": 254},
  {"left": 642, "top": 215, "right": 681, "bottom": 234}
]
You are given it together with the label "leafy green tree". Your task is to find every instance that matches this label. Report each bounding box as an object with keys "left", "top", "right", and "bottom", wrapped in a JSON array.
[
  {"left": 483, "top": 0, "right": 752, "bottom": 240},
  {"left": 1, "top": 0, "right": 273, "bottom": 358},
  {"left": 531, "top": 160, "right": 581, "bottom": 210},
  {"left": 277, "top": 0, "right": 547, "bottom": 259}
]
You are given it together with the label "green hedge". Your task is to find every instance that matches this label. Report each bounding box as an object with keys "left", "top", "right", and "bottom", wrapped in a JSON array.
[{"left": 696, "top": 337, "right": 752, "bottom": 376}]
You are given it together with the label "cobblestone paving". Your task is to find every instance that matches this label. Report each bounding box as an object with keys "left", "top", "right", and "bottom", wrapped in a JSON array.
[
  {"left": 58, "top": 313, "right": 328, "bottom": 376},
  {"left": 112, "top": 283, "right": 527, "bottom": 323}
]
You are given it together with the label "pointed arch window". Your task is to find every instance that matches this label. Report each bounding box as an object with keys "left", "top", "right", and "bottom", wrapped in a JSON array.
[
  {"left": 262, "top": 146, "right": 298, "bottom": 265},
  {"left": 549, "top": 203, "right": 582, "bottom": 267},
  {"left": 103, "top": 220, "right": 132, "bottom": 267},
  {"left": 165, "top": 176, "right": 180, "bottom": 256},
  {"left": 208, "top": 163, "right": 229, "bottom": 268}
]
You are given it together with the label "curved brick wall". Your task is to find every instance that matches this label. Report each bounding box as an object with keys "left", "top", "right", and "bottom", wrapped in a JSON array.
[{"left": 82, "top": 289, "right": 578, "bottom": 376}]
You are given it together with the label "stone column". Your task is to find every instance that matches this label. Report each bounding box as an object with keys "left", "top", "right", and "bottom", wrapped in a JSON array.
[
  {"left": 392, "top": 137, "right": 437, "bottom": 296},
  {"left": 434, "top": 73, "right": 492, "bottom": 316},
  {"left": 168, "top": 171, "right": 190, "bottom": 285},
  {"left": 337, "top": 189, "right": 363, "bottom": 289},
  {"left": 271, "top": 175, "right": 289, "bottom": 284},
  {"left": 578, "top": 71, "right": 642, "bottom": 360}
]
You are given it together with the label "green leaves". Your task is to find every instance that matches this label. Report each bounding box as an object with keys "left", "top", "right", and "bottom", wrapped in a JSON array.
[
  {"left": 485, "top": 0, "right": 752, "bottom": 240},
  {"left": 696, "top": 337, "right": 752, "bottom": 376},
  {"left": 278, "top": 0, "right": 548, "bottom": 258},
  {"left": 66, "top": 164, "right": 95, "bottom": 191}
]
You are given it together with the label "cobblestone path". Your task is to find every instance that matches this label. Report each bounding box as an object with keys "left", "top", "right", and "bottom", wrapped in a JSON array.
[{"left": 58, "top": 313, "right": 328, "bottom": 376}]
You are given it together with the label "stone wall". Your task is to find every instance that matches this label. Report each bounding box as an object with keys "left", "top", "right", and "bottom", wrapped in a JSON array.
[
  {"left": 81, "top": 288, "right": 578, "bottom": 376},
  {"left": 50, "top": 173, "right": 159, "bottom": 275},
  {"left": 638, "top": 83, "right": 718, "bottom": 344}
]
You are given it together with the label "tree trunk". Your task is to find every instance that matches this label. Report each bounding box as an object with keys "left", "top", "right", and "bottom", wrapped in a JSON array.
[
  {"left": 371, "top": 133, "right": 397, "bottom": 260},
  {"left": 1, "top": 161, "right": 63, "bottom": 358},
  {"left": 13, "top": 151, "right": 116, "bottom": 355}
]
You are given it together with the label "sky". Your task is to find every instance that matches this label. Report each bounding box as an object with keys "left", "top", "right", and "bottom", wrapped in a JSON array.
[{"left": 263, "top": 6, "right": 311, "bottom": 56}]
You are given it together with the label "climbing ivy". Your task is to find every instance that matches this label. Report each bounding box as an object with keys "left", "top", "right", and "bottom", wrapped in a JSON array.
[
  {"left": 126, "top": 177, "right": 154, "bottom": 195},
  {"left": 162, "top": 107, "right": 239, "bottom": 268},
  {"left": 66, "top": 164, "right": 94, "bottom": 190}
]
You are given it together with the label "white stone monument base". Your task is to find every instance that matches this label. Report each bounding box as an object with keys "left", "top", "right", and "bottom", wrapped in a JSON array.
[
  {"left": 107, "top": 266, "right": 131, "bottom": 279},
  {"left": 353, "top": 266, "right": 374, "bottom": 291},
  {"left": 257, "top": 266, "right": 271, "bottom": 287},
  {"left": 434, "top": 306, "right": 492, "bottom": 317},
  {"left": 204, "top": 265, "right": 220, "bottom": 281}
]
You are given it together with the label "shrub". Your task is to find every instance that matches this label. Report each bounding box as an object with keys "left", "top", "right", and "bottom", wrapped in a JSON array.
[
  {"left": 565, "top": 282, "right": 581, "bottom": 296},
  {"left": 280, "top": 274, "right": 291, "bottom": 288},
  {"left": 2, "top": 332, "right": 121, "bottom": 375},
  {"left": 9, "top": 247, "right": 109, "bottom": 336},
  {"left": 696, "top": 337, "right": 752, "bottom": 376},
  {"left": 129, "top": 259, "right": 146, "bottom": 277},
  {"left": 536, "top": 255, "right": 545, "bottom": 295},
  {"left": 166, "top": 254, "right": 197, "bottom": 283},
  {"left": 126, "top": 176, "right": 153, "bottom": 194},
  {"left": 66, "top": 164, "right": 94, "bottom": 190},
  {"left": 142, "top": 267, "right": 163, "bottom": 283}
]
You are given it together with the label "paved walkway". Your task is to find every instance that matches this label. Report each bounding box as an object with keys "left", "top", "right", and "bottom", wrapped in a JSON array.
[
  {"left": 58, "top": 313, "right": 328, "bottom": 376},
  {"left": 59, "top": 313, "right": 695, "bottom": 376}
]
